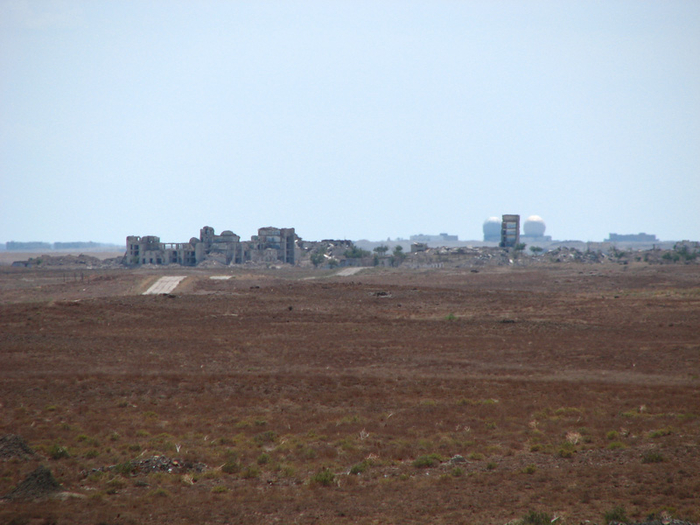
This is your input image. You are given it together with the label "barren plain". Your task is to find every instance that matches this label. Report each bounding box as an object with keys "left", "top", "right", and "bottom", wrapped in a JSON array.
[{"left": 1, "top": 262, "right": 699, "bottom": 524}]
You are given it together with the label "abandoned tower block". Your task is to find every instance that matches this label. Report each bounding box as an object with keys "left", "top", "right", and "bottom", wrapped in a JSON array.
[{"left": 126, "top": 226, "right": 297, "bottom": 266}]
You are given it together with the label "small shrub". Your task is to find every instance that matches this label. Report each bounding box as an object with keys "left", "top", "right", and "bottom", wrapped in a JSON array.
[
  {"left": 49, "top": 444, "right": 70, "bottom": 460},
  {"left": 642, "top": 451, "right": 664, "bottom": 464},
  {"left": 648, "top": 427, "right": 672, "bottom": 438},
  {"left": 522, "top": 464, "right": 537, "bottom": 475},
  {"left": 253, "top": 431, "right": 276, "bottom": 445},
  {"left": 242, "top": 466, "right": 259, "bottom": 479},
  {"left": 468, "top": 452, "right": 485, "bottom": 460},
  {"left": 519, "top": 510, "right": 552, "bottom": 525},
  {"left": 486, "top": 462, "right": 497, "bottom": 470},
  {"left": 212, "top": 485, "right": 228, "bottom": 493},
  {"left": 310, "top": 468, "right": 335, "bottom": 487},
  {"left": 558, "top": 440, "right": 576, "bottom": 456},
  {"left": 349, "top": 461, "right": 368, "bottom": 475},
  {"left": 114, "top": 461, "right": 135, "bottom": 476},
  {"left": 604, "top": 506, "right": 627, "bottom": 523},
  {"left": 620, "top": 410, "right": 640, "bottom": 418},
  {"left": 221, "top": 461, "right": 240, "bottom": 474},
  {"left": 87, "top": 471, "right": 104, "bottom": 482},
  {"left": 413, "top": 453, "right": 442, "bottom": 468},
  {"left": 257, "top": 453, "right": 270, "bottom": 465},
  {"left": 85, "top": 449, "right": 100, "bottom": 459},
  {"left": 148, "top": 488, "right": 169, "bottom": 498},
  {"left": 606, "top": 430, "right": 619, "bottom": 441},
  {"left": 302, "top": 448, "right": 317, "bottom": 460},
  {"left": 557, "top": 447, "right": 574, "bottom": 458},
  {"left": 445, "top": 313, "right": 457, "bottom": 321},
  {"left": 608, "top": 441, "right": 626, "bottom": 450},
  {"left": 451, "top": 467, "right": 463, "bottom": 477}
]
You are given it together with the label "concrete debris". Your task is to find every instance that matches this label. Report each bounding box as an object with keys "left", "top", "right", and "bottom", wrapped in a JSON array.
[
  {"left": 81, "top": 455, "right": 207, "bottom": 478},
  {"left": 11, "top": 254, "right": 124, "bottom": 269}
]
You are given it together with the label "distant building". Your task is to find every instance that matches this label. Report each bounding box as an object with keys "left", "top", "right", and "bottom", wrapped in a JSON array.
[
  {"left": 6, "top": 241, "right": 52, "bottom": 251},
  {"left": 500, "top": 215, "right": 520, "bottom": 248},
  {"left": 606, "top": 233, "right": 658, "bottom": 243},
  {"left": 409, "top": 233, "right": 459, "bottom": 242},
  {"left": 126, "top": 226, "right": 298, "bottom": 266},
  {"left": 250, "top": 227, "right": 297, "bottom": 264}
]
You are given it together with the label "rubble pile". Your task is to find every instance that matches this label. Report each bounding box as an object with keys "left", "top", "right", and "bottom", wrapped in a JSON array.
[
  {"left": 197, "top": 258, "right": 227, "bottom": 268},
  {"left": 82, "top": 455, "right": 207, "bottom": 478},
  {"left": 128, "top": 455, "right": 207, "bottom": 474},
  {"left": 546, "top": 247, "right": 609, "bottom": 264},
  {"left": 405, "top": 246, "right": 519, "bottom": 269},
  {"left": 11, "top": 254, "right": 124, "bottom": 269}
]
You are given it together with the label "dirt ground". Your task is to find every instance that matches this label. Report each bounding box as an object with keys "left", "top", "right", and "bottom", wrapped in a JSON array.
[{"left": 0, "top": 262, "right": 699, "bottom": 524}]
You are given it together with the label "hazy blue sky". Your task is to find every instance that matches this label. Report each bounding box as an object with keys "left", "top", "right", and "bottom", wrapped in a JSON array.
[{"left": 1, "top": 0, "right": 698, "bottom": 245}]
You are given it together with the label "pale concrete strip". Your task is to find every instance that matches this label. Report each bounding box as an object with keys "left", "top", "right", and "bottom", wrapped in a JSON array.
[
  {"left": 143, "top": 276, "right": 187, "bottom": 295},
  {"left": 210, "top": 275, "right": 232, "bottom": 280},
  {"left": 336, "top": 267, "right": 364, "bottom": 277}
]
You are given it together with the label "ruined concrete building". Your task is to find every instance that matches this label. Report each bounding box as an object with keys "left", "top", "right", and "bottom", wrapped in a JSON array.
[
  {"left": 500, "top": 214, "right": 520, "bottom": 248},
  {"left": 126, "top": 226, "right": 297, "bottom": 266}
]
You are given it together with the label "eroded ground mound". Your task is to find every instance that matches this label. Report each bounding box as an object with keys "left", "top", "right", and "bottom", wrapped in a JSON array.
[
  {"left": 0, "top": 435, "right": 34, "bottom": 460},
  {"left": 4, "top": 465, "right": 61, "bottom": 500}
]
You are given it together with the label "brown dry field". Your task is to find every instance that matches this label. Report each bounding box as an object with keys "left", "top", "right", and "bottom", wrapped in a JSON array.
[{"left": 1, "top": 263, "right": 699, "bottom": 524}]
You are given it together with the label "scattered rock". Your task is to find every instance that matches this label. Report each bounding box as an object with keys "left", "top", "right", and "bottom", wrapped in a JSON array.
[{"left": 449, "top": 455, "right": 467, "bottom": 465}]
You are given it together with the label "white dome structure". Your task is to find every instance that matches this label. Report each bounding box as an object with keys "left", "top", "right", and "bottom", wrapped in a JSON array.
[
  {"left": 483, "top": 217, "right": 501, "bottom": 241},
  {"left": 523, "top": 215, "right": 546, "bottom": 237}
]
